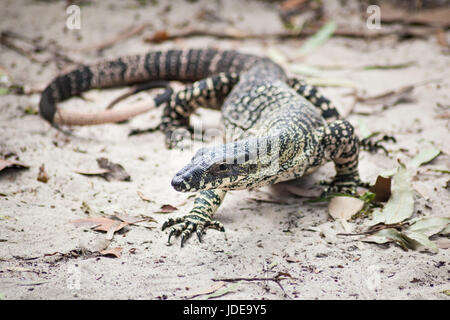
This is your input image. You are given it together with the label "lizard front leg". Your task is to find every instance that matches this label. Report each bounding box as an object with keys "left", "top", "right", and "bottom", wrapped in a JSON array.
[
  {"left": 160, "top": 72, "right": 239, "bottom": 149},
  {"left": 162, "top": 189, "right": 227, "bottom": 246}
]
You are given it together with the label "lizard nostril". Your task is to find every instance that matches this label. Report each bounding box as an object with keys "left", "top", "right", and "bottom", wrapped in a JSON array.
[{"left": 171, "top": 176, "right": 184, "bottom": 190}]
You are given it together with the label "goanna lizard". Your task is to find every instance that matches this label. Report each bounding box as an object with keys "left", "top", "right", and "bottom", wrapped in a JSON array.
[{"left": 39, "top": 49, "right": 365, "bottom": 246}]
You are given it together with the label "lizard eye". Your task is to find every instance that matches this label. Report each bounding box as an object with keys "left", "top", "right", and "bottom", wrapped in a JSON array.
[{"left": 209, "top": 163, "right": 229, "bottom": 175}]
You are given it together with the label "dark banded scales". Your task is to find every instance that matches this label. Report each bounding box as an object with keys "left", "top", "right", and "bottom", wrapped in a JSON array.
[{"left": 39, "top": 48, "right": 363, "bottom": 247}]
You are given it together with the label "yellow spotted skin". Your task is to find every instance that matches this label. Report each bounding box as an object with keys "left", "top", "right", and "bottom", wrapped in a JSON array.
[
  {"left": 38, "top": 49, "right": 362, "bottom": 247},
  {"left": 161, "top": 53, "right": 362, "bottom": 247}
]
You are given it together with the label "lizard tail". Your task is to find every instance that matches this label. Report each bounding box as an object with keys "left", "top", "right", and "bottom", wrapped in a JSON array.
[{"left": 39, "top": 49, "right": 259, "bottom": 126}]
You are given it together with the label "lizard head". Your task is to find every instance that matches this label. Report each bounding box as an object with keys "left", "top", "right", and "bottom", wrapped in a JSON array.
[{"left": 171, "top": 136, "right": 282, "bottom": 192}]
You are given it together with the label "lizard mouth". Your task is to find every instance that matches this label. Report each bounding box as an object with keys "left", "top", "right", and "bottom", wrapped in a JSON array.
[{"left": 171, "top": 174, "right": 191, "bottom": 192}]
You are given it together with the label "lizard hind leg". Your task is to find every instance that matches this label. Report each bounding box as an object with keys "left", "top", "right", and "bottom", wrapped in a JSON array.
[
  {"left": 288, "top": 78, "right": 341, "bottom": 123},
  {"left": 319, "top": 119, "right": 365, "bottom": 194}
]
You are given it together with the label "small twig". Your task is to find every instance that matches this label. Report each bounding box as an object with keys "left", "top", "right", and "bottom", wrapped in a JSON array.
[
  {"left": 1, "top": 30, "right": 78, "bottom": 66},
  {"left": 0, "top": 33, "right": 39, "bottom": 62},
  {"left": 80, "top": 23, "right": 149, "bottom": 52},
  {"left": 212, "top": 277, "right": 284, "bottom": 282},
  {"left": 337, "top": 222, "right": 407, "bottom": 237},
  {"left": 212, "top": 273, "right": 293, "bottom": 298},
  {"left": 17, "top": 282, "right": 49, "bottom": 287},
  {"left": 354, "top": 77, "right": 444, "bottom": 105},
  {"left": 144, "top": 25, "right": 435, "bottom": 44}
]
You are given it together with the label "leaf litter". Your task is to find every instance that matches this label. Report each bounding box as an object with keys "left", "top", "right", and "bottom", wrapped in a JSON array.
[
  {"left": 360, "top": 146, "right": 447, "bottom": 252},
  {"left": 325, "top": 143, "right": 447, "bottom": 252},
  {"left": 69, "top": 214, "right": 151, "bottom": 257},
  {"left": 0, "top": 159, "right": 29, "bottom": 172},
  {"left": 75, "top": 158, "right": 130, "bottom": 181},
  {"left": 37, "top": 164, "right": 49, "bottom": 183}
]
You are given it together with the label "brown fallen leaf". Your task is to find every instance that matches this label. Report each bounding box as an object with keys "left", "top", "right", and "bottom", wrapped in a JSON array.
[
  {"left": 137, "top": 190, "right": 153, "bottom": 202},
  {"left": 435, "top": 112, "right": 450, "bottom": 119},
  {"left": 355, "top": 84, "right": 415, "bottom": 106},
  {"left": 285, "top": 257, "right": 301, "bottom": 263},
  {"left": 99, "top": 247, "right": 122, "bottom": 258},
  {"left": 435, "top": 238, "right": 450, "bottom": 249},
  {"left": 70, "top": 216, "right": 129, "bottom": 233},
  {"left": 355, "top": 78, "right": 442, "bottom": 108},
  {"left": 149, "top": 30, "right": 170, "bottom": 43},
  {"left": 328, "top": 196, "right": 364, "bottom": 221},
  {"left": 112, "top": 213, "right": 150, "bottom": 225},
  {"left": 154, "top": 204, "right": 178, "bottom": 214},
  {"left": 37, "top": 164, "right": 49, "bottom": 183},
  {"left": 96, "top": 158, "right": 131, "bottom": 181},
  {"left": 74, "top": 168, "right": 110, "bottom": 176},
  {"left": 80, "top": 23, "right": 148, "bottom": 52},
  {"left": 280, "top": 0, "right": 308, "bottom": 11},
  {"left": 0, "top": 159, "right": 29, "bottom": 172},
  {"left": 369, "top": 175, "right": 392, "bottom": 202}
]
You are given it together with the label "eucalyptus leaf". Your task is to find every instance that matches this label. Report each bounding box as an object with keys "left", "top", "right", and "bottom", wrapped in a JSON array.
[
  {"left": 408, "top": 147, "right": 441, "bottom": 168},
  {"left": 363, "top": 228, "right": 420, "bottom": 251},
  {"left": 440, "top": 224, "right": 450, "bottom": 236},
  {"left": 406, "top": 217, "right": 450, "bottom": 237},
  {"left": 289, "top": 64, "right": 321, "bottom": 77},
  {"left": 265, "top": 47, "right": 288, "bottom": 66},
  {"left": 357, "top": 119, "right": 371, "bottom": 140},
  {"left": 404, "top": 231, "right": 439, "bottom": 253},
  {"left": 296, "top": 21, "right": 337, "bottom": 57},
  {"left": 370, "top": 162, "right": 414, "bottom": 225},
  {"left": 304, "top": 77, "right": 356, "bottom": 88},
  {"left": 328, "top": 196, "right": 364, "bottom": 221}
]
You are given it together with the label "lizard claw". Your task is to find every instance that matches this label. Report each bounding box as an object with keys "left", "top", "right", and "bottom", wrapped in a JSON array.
[
  {"left": 162, "top": 215, "right": 225, "bottom": 247},
  {"left": 319, "top": 177, "right": 369, "bottom": 196},
  {"left": 360, "top": 133, "right": 396, "bottom": 155}
]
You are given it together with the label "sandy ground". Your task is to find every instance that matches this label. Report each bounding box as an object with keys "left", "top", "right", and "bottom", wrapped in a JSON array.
[{"left": 0, "top": 0, "right": 449, "bottom": 300}]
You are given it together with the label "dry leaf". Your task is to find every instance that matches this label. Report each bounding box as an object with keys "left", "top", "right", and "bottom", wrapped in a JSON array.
[
  {"left": 155, "top": 204, "right": 178, "bottom": 214},
  {"left": 96, "top": 158, "right": 130, "bottom": 181},
  {"left": 408, "top": 147, "right": 441, "bottom": 168},
  {"left": 70, "top": 217, "right": 129, "bottom": 233},
  {"left": 37, "top": 164, "right": 49, "bottom": 183},
  {"left": 435, "top": 238, "right": 450, "bottom": 249},
  {"left": 281, "top": 0, "right": 308, "bottom": 11},
  {"left": 370, "top": 162, "right": 414, "bottom": 225},
  {"left": 99, "top": 247, "right": 122, "bottom": 258},
  {"left": 0, "top": 159, "right": 29, "bottom": 172},
  {"left": 369, "top": 175, "right": 392, "bottom": 202},
  {"left": 149, "top": 30, "right": 169, "bottom": 43},
  {"left": 113, "top": 214, "right": 147, "bottom": 225},
  {"left": 74, "top": 168, "right": 110, "bottom": 176},
  {"left": 328, "top": 196, "right": 364, "bottom": 221},
  {"left": 355, "top": 85, "right": 414, "bottom": 105},
  {"left": 137, "top": 190, "right": 153, "bottom": 202}
]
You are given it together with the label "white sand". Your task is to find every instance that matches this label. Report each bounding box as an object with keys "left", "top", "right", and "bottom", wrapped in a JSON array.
[{"left": 0, "top": 0, "right": 449, "bottom": 299}]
